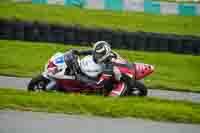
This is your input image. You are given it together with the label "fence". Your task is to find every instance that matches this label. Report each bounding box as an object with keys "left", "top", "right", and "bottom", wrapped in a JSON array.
[
  {"left": 0, "top": 19, "right": 200, "bottom": 55},
  {"left": 15, "top": 0, "right": 200, "bottom": 16}
]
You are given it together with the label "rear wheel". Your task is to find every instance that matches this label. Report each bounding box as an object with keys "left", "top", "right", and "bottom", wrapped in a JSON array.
[
  {"left": 127, "top": 80, "right": 148, "bottom": 96},
  {"left": 28, "top": 75, "right": 50, "bottom": 92}
]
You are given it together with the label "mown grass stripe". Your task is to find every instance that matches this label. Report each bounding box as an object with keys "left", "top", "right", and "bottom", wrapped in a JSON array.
[
  {"left": 0, "top": 3, "right": 199, "bottom": 36},
  {"left": 0, "top": 40, "right": 200, "bottom": 92},
  {"left": 0, "top": 89, "right": 200, "bottom": 123}
]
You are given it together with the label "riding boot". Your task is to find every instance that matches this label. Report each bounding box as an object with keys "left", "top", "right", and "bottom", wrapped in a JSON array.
[{"left": 109, "top": 82, "right": 127, "bottom": 96}]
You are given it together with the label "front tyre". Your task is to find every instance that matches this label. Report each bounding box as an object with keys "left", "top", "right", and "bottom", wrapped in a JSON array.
[
  {"left": 127, "top": 80, "right": 148, "bottom": 96},
  {"left": 28, "top": 75, "right": 50, "bottom": 92}
]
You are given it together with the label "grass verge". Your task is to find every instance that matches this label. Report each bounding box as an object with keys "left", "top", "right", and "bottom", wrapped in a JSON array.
[
  {"left": 0, "top": 40, "right": 200, "bottom": 92},
  {"left": 0, "top": 3, "right": 200, "bottom": 36},
  {"left": 0, "top": 88, "right": 200, "bottom": 124}
]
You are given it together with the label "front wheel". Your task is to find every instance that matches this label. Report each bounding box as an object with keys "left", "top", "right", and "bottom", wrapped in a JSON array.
[
  {"left": 28, "top": 75, "right": 50, "bottom": 92},
  {"left": 127, "top": 80, "right": 148, "bottom": 96}
]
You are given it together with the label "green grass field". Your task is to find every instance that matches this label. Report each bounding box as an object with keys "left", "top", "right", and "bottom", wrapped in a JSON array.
[
  {"left": 1, "top": 1, "right": 199, "bottom": 123},
  {"left": 0, "top": 89, "right": 200, "bottom": 124},
  {"left": 0, "top": 3, "right": 200, "bottom": 36},
  {"left": 0, "top": 40, "right": 200, "bottom": 92}
]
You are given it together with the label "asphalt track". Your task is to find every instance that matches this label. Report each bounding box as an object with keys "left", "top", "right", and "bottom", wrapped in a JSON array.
[
  {"left": 0, "top": 76, "right": 200, "bottom": 103},
  {"left": 0, "top": 76, "right": 200, "bottom": 132},
  {"left": 0, "top": 110, "right": 200, "bottom": 133}
]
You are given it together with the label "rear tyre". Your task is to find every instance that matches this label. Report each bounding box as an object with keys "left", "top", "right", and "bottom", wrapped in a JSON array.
[
  {"left": 127, "top": 80, "right": 148, "bottom": 96},
  {"left": 28, "top": 75, "right": 50, "bottom": 92}
]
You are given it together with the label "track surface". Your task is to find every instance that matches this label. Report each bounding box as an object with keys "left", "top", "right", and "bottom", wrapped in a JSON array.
[
  {"left": 0, "top": 110, "right": 200, "bottom": 133},
  {"left": 0, "top": 76, "right": 200, "bottom": 103},
  {"left": 1, "top": 76, "right": 200, "bottom": 132}
]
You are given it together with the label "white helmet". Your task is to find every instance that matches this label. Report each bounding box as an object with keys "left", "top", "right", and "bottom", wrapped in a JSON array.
[{"left": 93, "top": 41, "right": 111, "bottom": 63}]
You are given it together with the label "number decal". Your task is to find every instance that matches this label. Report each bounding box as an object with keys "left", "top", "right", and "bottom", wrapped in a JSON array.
[{"left": 55, "top": 56, "right": 64, "bottom": 64}]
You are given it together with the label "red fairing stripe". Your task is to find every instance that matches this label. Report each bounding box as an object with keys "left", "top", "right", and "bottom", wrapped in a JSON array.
[
  {"left": 100, "top": 74, "right": 112, "bottom": 80},
  {"left": 47, "top": 61, "right": 58, "bottom": 74},
  {"left": 118, "top": 67, "right": 134, "bottom": 77},
  {"left": 135, "top": 64, "right": 154, "bottom": 79},
  {"left": 97, "top": 74, "right": 112, "bottom": 85},
  {"left": 47, "top": 61, "right": 56, "bottom": 68}
]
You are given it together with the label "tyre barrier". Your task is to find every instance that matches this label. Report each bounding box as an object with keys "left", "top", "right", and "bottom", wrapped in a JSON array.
[
  {"left": 0, "top": 19, "right": 199, "bottom": 55},
  {"left": 64, "top": 26, "right": 76, "bottom": 44}
]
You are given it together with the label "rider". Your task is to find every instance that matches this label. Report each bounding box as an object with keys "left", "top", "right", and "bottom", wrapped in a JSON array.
[{"left": 65, "top": 41, "right": 128, "bottom": 97}]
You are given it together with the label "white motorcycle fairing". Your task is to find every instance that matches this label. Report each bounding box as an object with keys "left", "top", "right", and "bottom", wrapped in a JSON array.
[
  {"left": 43, "top": 52, "right": 75, "bottom": 80},
  {"left": 43, "top": 53, "right": 103, "bottom": 80}
]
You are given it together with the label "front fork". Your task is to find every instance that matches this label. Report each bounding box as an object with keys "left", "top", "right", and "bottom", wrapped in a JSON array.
[
  {"left": 46, "top": 80, "right": 56, "bottom": 90},
  {"left": 42, "top": 72, "right": 57, "bottom": 90}
]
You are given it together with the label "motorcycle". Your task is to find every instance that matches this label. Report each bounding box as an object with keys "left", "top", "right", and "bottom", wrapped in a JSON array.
[{"left": 28, "top": 50, "right": 154, "bottom": 96}]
